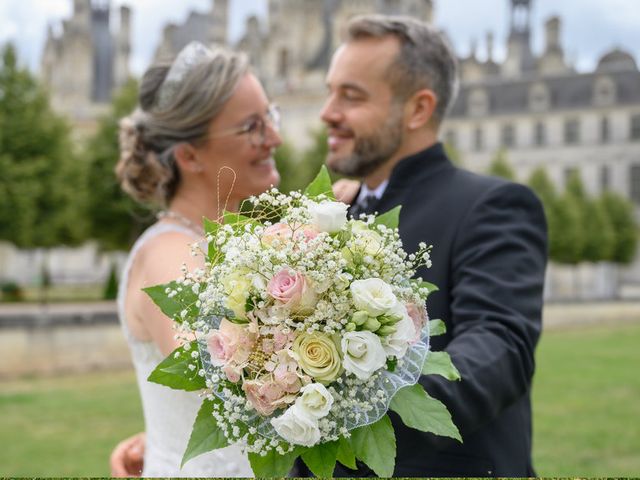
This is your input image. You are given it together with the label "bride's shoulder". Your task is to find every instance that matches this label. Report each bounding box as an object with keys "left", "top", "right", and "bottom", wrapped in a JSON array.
[{"left": 134, "top": 227, "right": 202, "bottom": 280}]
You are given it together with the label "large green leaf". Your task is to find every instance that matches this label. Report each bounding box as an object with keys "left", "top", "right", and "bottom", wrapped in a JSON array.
[
  {"left": 143, "top": 281, "right": 198, "bottom": 321},
  {"left": 428, "top": 318, "right": 446, "bottom": 336},
  {"left": 304, "top": 165, "right": 336, "bottom": 200},
  {"left": 350, "top": 415, "right": 396, "bottom": 477},
  {"left": 248, "top": 446, "right": 300, "bottom": 477},
  {"left": 147, "top": 343, "right": 206, "bottom": 392},
  {"left": 300, "top": 440, "right": 339, "bottom": 477},
  {"left": 390, "top": 384, "right": 462, "bottom": 442},
  {"left": 374, "top": 205, "right": 402, "bottom": 229},
  {"left": 336, "top": 435, "right": 357, "bottom": 470},
  {"left": 182, "top": 397, "right": 229, "bottom": 467},
  {"left": 203, "top": 217, "right": 220, "bottom": 259},
  {"left": 222, "top": 211, "right": 255, "bottom": 226},
  {"left": 422, "top": 351, "right": 461, "bottom": 381}
]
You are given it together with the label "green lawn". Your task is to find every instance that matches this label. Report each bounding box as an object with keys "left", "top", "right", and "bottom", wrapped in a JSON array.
[{"left": 0, "top": 323, "right": 639, "bottom": 477}]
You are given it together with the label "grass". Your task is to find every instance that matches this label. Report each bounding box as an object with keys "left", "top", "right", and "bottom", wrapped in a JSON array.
[
  {"left": 0, "top": 323, "right": 639, "bottom": 476},
  {"left": 532, "top": 322, "right": 640, "bottom": 476}
]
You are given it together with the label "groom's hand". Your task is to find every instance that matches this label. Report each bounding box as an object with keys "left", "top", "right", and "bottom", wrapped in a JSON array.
[
  {"left": 110, "top": 432, "right": 145, "bottom": 477},
  {"left": 332, "top": 179, "right": 360, "bottom": 204}
]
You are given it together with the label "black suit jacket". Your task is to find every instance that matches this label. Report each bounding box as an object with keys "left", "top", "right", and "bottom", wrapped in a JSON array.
[{"left": 312, "top": 143, "right": 547, "bottom": 477}]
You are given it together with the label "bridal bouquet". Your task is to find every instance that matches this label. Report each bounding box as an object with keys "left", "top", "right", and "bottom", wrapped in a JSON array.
[{"left": 146, "top": 167, "right": 461, "bottom": 477}]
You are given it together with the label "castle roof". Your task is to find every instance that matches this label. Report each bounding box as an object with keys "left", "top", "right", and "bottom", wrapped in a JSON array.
[
  {"left": 596, "top": 48, "right": 638, "bottom": 73},
  {"left": 448, "top": 69, "right": 640, "bottom": 118}
]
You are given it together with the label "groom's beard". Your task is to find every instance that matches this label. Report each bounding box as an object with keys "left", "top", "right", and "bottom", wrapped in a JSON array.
[{"left": 328, "top": 106, "right": 404, "bottom": 178}]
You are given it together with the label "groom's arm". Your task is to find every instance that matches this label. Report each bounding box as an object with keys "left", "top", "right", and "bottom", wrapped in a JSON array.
[{"left": 420, "top": 181, "right": 547, "bottom": 438}]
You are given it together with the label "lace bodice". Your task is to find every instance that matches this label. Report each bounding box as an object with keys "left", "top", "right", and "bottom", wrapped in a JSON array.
[{"left": 117, "top": 222, "right": 253, "bottom": 477}]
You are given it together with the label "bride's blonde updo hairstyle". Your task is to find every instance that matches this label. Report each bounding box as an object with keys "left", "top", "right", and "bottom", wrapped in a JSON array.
[{"left": 116, "top": 43, "right": 249, "bottom": 206}]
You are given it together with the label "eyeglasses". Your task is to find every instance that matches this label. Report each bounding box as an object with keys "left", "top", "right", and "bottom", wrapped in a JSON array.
[{"left": 209, "top": 104, "right": 281, "bottom": 147}]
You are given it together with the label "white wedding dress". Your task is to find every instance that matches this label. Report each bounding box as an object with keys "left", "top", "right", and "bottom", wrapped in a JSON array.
[{"left": 118, "top": 222, "right": 253, "bottom": 477}]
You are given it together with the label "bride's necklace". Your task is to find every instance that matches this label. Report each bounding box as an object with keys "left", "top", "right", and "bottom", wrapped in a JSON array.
[{"left": 157, "top": 209, "right": 205, "bottom": 236}]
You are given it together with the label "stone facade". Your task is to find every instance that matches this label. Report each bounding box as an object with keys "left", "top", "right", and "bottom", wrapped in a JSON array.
[
  {"left": 40, "top": 0, "right": 131, "bottom": 130},
  {"left": 441, "top": 0, "right": 640, "bottom": 219}
]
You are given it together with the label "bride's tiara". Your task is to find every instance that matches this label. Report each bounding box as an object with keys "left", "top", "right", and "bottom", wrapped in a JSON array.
[{"left": 155, "top": 41, "right": 214, "bottom": 110}]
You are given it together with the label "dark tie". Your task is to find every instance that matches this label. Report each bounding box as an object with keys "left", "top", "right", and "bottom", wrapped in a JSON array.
[{"left": 350, "top": 194, "right": 379, "bottom": 218}]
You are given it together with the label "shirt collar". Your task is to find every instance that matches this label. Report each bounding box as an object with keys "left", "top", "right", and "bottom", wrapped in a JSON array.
[{"left": 356, "top": 179, "right": 389, "bottom": 206}]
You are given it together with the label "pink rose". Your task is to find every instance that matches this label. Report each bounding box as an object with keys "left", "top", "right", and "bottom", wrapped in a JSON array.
[
  {"left": 206, "top": 319, "right": 255, "bottom": 366},
  {"left": 243, "top": 377, "right": 293, "bottom": 416},
  {"left": 406, "top": 302, "right": 429, "bottom": 343},
  {"left": 267, "top": 269, "right": 316, "bottom": 311},
  {"left": 262, "top": 223, "right": 319, "bottom": 246},
  {"left": 223, "top": 363, "right": 242, "bottom": 383}
]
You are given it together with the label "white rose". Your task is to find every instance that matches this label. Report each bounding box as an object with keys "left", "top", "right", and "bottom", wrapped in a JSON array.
[
  {"left": 382, "top": 303, "right": 417, "bottom": 359},
  {"left": 270, "top": 405, "right": 321, "bottom": 447},
  {"left": 351, "top": 221, "right": 383, "bottom": 256},
  {"left": 341, "top": 331, "right": 388, "bottom": 380},
  {"left": 350, "top": 278, "right": 398, "bottom": 317},
  {"left": 309, "top": 201, "right": 348, "bottom": 233},
  {"left": 296, "top": 383, "right": 334, "bottom": 419}
]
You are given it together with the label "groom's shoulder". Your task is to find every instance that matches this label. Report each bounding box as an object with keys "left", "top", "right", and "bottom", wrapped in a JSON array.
[{"left": 452, "top": 167, "right": 539, "bottom": 204}]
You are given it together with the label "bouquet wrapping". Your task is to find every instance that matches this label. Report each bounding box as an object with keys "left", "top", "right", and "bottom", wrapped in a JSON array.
[{"left": 146, "top": 167, "right": 461, "bottom": 477}]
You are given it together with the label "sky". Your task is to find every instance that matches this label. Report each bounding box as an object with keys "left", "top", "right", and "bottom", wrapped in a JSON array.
[{"left": 1, "top": 0, "right": 639, "bottom": 76}]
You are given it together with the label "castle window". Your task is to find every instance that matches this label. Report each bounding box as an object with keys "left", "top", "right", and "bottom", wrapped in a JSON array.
[
  {"left": 444, "top": 129, "right": 457, "bottom": 148},
  {"left": 534, "top": 121, "right": 546, "bottom": 147},
  {"left": 473, "top": 127, "right": 484, "bottom": 151},
  {"left": 600, "top": 165, "right": 610, "bottom": 192},
  {"left": 564, "top": 118, "right": 580, "bottom": 144},
  {"left": 501, "top": 124, "right": 515, "bottom": 148},
  {"left": 601, "top": 116, "right": 610, "bottom": 143},
  {"left": 529, "top": 82, "right": 550, "bottom": 112},
  {"left": 468, "top": 88, "right": 489, "bottom": 117},
  {"left": 593, "top": 76, "right": 616, "bottom": 106},
  {"left": 278, "top": 48, "right": 289, "bottom": 79},
  {"left": 630, "top": 114, "right": 640, "bottom": 141},
  {"left": 630, "top": 164, "right": 640, "bottom": 204}
]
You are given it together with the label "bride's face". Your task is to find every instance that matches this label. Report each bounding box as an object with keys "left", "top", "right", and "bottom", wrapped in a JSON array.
[{"left": 196, "top": 73, "right": 281, "bottom": 202}]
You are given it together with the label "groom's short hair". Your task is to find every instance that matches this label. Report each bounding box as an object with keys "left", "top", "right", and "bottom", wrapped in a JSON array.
[{"left": 345, "top": 14, "right": 459, "bottom": 125}]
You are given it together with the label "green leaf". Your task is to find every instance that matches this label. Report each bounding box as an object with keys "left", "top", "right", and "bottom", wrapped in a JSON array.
[
  {"left": 429, "top": 318, "right": 446, "bottom": 336},
  {"left": 182, "top": 397, "right": 229, "bottom": 467},
  {"left": 248, "top": 446, "right": 300, "bottom": 477},
  {"left": 422, "top": 351, "right": 461, "bottom": 381},
  {"left": 143, "top": 281, "right": 198, "bottom": 321},
  {"left": 203, "top": 217, "right": 220, "bottom": 259},
  {"left": 147, "top": 343, "right": 206, "bottom": 392},
  {"left": 390, "top": 384, "right": 462, "bottom": 442},
  {"left": 300, "top": 440, "right": 339, "bottom": 477},
  {"left": 374, "top": 205, "right": 402, "bottom": 229},
  {"left": 350, "top": 415, "right": 396, "bottom": 477},
  {"left": 420, "top": 281, "right": 439, "bottom": 294},
  {"left": 336, "top": 436, "right": 357, "bottom": 470},
  {"left": 223, "top": 211, "right": 256, "bottom": 227},
  {"left": 304, "top": 165, "right": 336, "bottom": 200}
]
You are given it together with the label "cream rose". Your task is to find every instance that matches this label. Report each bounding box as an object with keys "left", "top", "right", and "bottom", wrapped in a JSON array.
[
  {"left": 341, "top": 331, "right": 388, "bottom": 380},
  {"left": 351, "top": 221, "right": 384, "bottom": 256},
  {"left": 309, "top": 201, "right": 348, "bottom": 233},
  {"left": 221, "top": 268, "right": 252, "bottom": 320},
  {"left": 271, "top": 405, "right": 321, "bottom": 447},
  {"left": 382, "top": 303, "right": 417, "bottom": 359},
  {"left": 296, "top": 383, "right": 334, "bottom": 419},
  {"left": 350, "top": 278, "right": 398, "bottom": 317},
  {"left": 292, "top": 332, "right": 342, "bottom": 384}
]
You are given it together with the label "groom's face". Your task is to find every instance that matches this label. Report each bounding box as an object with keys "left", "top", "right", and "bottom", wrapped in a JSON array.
[{"left": 321, "top": 36, "right": 405, "bottom": 178}]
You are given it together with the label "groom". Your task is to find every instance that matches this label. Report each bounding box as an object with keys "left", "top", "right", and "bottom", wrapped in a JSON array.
[{"left": 308, "top": 14, "right": 547, "bottom": 477}]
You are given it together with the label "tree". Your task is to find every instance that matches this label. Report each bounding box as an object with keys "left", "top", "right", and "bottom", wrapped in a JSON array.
[
  {"left": 487, "top": 148, "right": 515, "bottom": 181},
  {"left": 84, "top": 78, "right": 153, "bottom": 250},
  {"left": 527, "top": 167, "right": 561, "bottom": 260},
  {"left": 600, "top": 192, "right": 638, "bottom": 265},
  {"left": 0, "top": 43, "right": 87, "bottom": 248},
  {"left": 444, "top": 142, "right": 463, "bottom": 167},
  {"left": 276, "top": 128, "right": 330, "bottom": 193},
  {"left": 551, "top": 193, "right": 585, "bottom": 265},
  {"left": 582, "top": 198, "right": 615, "bottom": 263}
]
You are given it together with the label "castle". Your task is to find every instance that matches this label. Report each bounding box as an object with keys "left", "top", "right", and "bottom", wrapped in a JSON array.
[{"left": 40, "top": 0, "right": 130, "bottom": 129}]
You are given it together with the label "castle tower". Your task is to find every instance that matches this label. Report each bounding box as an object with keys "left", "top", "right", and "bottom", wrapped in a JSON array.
[
  {"left": 502, "top": 0, "right": 536, "bottom": 77},
  {"left": 538, "top": 16, "right": 569, "bottom": 76},
  {"left": 91, "top": 0, "right": 113, "bottom": 102},
  {"left": 114, "top": 5, "right": 132, "bottom": 89},
  {"left": 211, "top": 0, "right": 229, "bottom": 45}
]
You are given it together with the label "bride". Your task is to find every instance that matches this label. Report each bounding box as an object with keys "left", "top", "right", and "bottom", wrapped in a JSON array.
[{"left": 113, "top": 42, "right": 281, "bottom": 477}]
